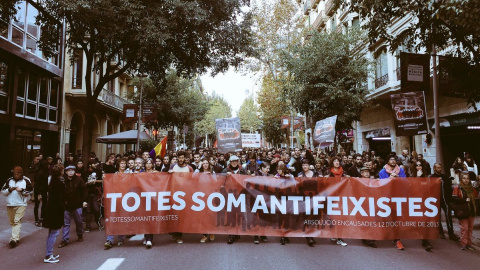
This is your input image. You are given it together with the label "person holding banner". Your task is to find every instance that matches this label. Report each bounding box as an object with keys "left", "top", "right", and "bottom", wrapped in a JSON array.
[
  {"left": 379, "top": 155, "right": 406, "bottom": 250},
  {"left": 168, "top": 151, "right": 194, "bottom": 244},
  {"left": 274, "top": 163, "right": 297, "bottom": 245},
  {"left": 195, "top": 158, "right": 216, "bottom": 243},
  {"left": 223, "top": 155, "right": 247, "bottom": 244},
  {"left": 454, "top": 172, "right": 478, "bottom": 251},
  {"left": 104, "top": 158, "right": 128, "bottom": 249},
  {"left": 327, "top": 157, "right": 348, "bottom": 247},
  {"left": 297, "top": 159, "right": 317, "bottom": 247}
]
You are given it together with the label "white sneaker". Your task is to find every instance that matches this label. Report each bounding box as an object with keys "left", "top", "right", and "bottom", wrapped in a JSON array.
[
  {"left": 177, "top": 238, "right": 183, "bottom": 244},
  {"left": 200, "top": 236, "right": 208, "bottom": 243},
  {"left": 146, "top": 241, "right": 152, "bottom": 249},
  {"left": 44, "top": 255, "right": 59, "bottom": 263},
  {"left": 336, "top": 239, "right": 348, "bottom": 246}
]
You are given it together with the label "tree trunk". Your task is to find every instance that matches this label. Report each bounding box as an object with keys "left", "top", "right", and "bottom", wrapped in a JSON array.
[{"left": 82, "top": 98, "right": 97, "bottom": 165}]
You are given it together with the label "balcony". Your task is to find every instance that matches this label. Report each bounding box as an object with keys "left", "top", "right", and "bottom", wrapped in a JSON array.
[
  {"left": 375, "top": 74, "right": 389, "bottom": 89},
  {"left": 303, "top": 0, "right": 311, "bottom": 15},
  {"left": 325, "top": 0, "right": 335, "bottom": 16},
  {"left": 311, "top": 0, "right": 320, "bottom": 9},
  {"left": 65, "top": 88, "right": 131, "bottom": 113},
  {"left": 312, "top": 11, "right": 327, "bottom": 29}
]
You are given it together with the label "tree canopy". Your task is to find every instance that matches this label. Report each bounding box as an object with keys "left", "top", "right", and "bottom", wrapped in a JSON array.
[
  {"left": 281, "top": 29, "right": 370, "bottom": 131},
  {"left": 238, "top": 96, "right": 261, "bottom": 133},
  {"left": 194, "top": 94, "right": 232, "bottom": 140},
  {"left": 0, "top": 0, "right": 253, "bottom": 158}
]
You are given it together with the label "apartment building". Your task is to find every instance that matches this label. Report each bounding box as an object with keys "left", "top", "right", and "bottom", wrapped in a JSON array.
[
  {"left": 61, "top": 50, "right": 135, "bottom": 162},
  {"left": 300, "top": 0, "right": 479, "bottom": 165},
  {"left": 0, "top": 0, "right": 64, "bottom": 181}
]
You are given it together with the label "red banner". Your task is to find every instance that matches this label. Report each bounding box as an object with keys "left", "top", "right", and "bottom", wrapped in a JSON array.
[{"left": 103, "top": 173, "right": 441, "bottom": 240}]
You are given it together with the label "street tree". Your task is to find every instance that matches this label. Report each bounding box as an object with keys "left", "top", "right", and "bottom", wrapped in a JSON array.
[
  {"left": 238, "top": 96, "right": 261, "bottom": 133},
  {"left": 281, "top": 29, "right": 370, "bottom": 134},
  {"left": 194, "top": 94, "right": 232, "bottom": 144},
  {"left": 0, "top": 0, "right": 252, "bottom": 161},
  {"left": 257, "top": 74, "right": 289, "bottom": 146},
  {"left": 341, "top": 0, "right": 480, "bottom": 107},
  {"left": 131, "top": 70, "right": 208, "bottom": 130}
]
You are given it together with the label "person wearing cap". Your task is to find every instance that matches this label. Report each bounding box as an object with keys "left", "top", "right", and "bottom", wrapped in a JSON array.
[
  {"left": 2, "top": 166, "right": 33, "bottom": 248},
  {"left": 358, "top": 166, "right": 377, "bottom": 248},
  {"left": 222, "top": 154, "right": 246, "bottom": 244},
  {"left": 58, "top": 165, "right": 87, "bottom": 248}
]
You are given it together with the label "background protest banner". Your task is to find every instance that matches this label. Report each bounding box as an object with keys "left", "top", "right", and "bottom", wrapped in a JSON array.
[
  {"left": 313, "top": 115, "right": 337, "bottom": 148},
  {"left": 215, "top": 117, "right": 242, "bottom": 153},
  {"left": 104, "top": 173, "right": 441, "bottom": 240},
  {"left": 241, "top": 133, "right": 261, "bottom": 148},
  {"left": 391, "top": 91, "right": 428, "bottom": 136}
]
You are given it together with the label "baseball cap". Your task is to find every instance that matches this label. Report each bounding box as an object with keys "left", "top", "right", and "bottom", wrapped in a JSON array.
[
  {"left": 229, "top": 155, "right": 240, "bottom": 161},
  {"left": 65, "top": 165, "right": 76, "bottom": 171}
]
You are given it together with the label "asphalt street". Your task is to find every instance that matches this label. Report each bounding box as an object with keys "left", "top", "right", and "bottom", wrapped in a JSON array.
[{"left": 1, "top": 197, "right": 480, "bottom": 270}]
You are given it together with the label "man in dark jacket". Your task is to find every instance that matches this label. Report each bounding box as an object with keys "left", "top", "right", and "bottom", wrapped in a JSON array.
[
  {"left": 58, "top": 165, "right": 87, "bottom": 248},
  {"left": 347, "top": 154, "right": 363, "bottom": 177},
  {"left": 430, "top": 163, "right": 459, "bottom": 241}
]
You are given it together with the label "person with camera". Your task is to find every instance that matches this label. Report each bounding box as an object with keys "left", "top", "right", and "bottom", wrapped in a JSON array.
[{"left": 1, "top": 166, "right": 33, "bottom": 248}]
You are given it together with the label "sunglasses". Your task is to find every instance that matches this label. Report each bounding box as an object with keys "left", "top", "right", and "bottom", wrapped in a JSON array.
[{"left": 416, "top": 164, "right": 422, "bottom": 166}]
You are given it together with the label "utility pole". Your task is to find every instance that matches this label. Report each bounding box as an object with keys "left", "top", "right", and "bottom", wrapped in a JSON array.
[{"left": 135, "top": 77, "right": 144, "bottom": 152}]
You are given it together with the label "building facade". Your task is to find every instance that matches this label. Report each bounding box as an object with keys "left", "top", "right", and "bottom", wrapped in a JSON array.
[
  {"left": 0, "top": 0, "right": 64, "bottom": 181},
  {"left": 61, "top": 49, "right": 135, "bottom": 163},
  {"left": 300, "top": 0, "right": 480, "bottom": 166}
]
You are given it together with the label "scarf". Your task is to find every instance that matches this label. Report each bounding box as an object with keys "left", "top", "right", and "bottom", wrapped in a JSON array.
[
  {"left": 384, "top": 164, "right": 400, "bottom": 175},
  {"left": 460, "top": 181, "right": 477, "bottom": 215},
  {"left": 330, "top": 166, "right": 344, "bottom": 177}
]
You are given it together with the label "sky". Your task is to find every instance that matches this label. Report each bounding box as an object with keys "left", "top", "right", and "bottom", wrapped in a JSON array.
[{"left": 200, "top": 68, "right": 260, "bottom": 117}]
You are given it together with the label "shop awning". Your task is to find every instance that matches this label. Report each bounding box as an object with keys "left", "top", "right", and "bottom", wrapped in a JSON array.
[
  {"left": 96, "top": 130, "right": 151, "bottom": 144},
  {"left": 428, "top": 111, "right": 480, "bottom": 129}
]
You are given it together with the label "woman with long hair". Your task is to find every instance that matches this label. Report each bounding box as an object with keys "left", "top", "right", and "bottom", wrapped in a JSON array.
[
  {"left": 275, "top": 163, "right": 294, "bottom": 245},
  {"left": 197, "top": 158, "right": 215, "bottom": 243},
  {"left": 144, "top": 158, "right": 157, "bottom": 173},
  {"left": 329, "top": 157, "right": 345, "bottom": 178},
  {"left": 42, "top": 164, "right": 65, "bottom": 263},
  {"left": 451, "top": 157, "right": 466, "bottom": 185},
  {"left": 454, "top": 172, "right": 478, "bottom": 250}
]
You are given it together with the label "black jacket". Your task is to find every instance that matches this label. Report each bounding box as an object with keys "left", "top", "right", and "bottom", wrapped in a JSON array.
[
  {"left": 64, "top": 175, "right": 87, "bottom": 211},
  {"left": 430, "top": 172, "right": 453, "bottom": 203},
  {"left": 43, "top": 177, "right": 65, "bottom": 229}
]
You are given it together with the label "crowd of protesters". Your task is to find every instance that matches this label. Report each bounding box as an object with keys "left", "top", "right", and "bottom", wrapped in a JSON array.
[{"left": 2, "top": 147, "right": 479, "bottom": 263}]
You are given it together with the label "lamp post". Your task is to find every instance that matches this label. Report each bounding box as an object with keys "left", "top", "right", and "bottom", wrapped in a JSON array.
[{"left": 136, "top": 75, "right": 147, "bottom": 152}]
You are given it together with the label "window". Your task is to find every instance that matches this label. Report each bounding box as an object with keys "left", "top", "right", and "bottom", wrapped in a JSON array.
[
  {"left": 352, "top": 17, "right": 360, "bottom": 29},
  {"left": 72, "top": 49, "right": 83, "bottom": 88},
  {"left": 15, "top": 68, "right": 58, "bottom": 123},
  {"left": 375, "top": 48, "right": 388, "bottom": 79},
  {"left": 3, "top": 1, "right": 61, "bottom": 66},
  {"left": 0, "top": 60, "right": 8, "bottom": 112}
]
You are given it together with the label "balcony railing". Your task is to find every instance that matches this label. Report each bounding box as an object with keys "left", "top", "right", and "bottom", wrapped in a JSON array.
[
  {"left": 303, "top": 0, "right": 311, "bottom": 15},
  {"left": 312, "top": 11, "right": 327, "bottom": 29},
  {"left": 311, "top": 0, "right": 320, "bottom": 9},
  {"left": 100, "top": 88, "right": 130, "bottom": 111},
  {"left": 375, "top": 74, "right": 389, "bottom": 88},
  {"left": 325, "top": 0, "right": 335, "bottom": 16}
]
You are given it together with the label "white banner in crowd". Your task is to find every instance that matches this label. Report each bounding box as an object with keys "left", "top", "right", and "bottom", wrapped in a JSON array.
[{"left": 241, "top": 133, "right": 262, "bottom": 148}]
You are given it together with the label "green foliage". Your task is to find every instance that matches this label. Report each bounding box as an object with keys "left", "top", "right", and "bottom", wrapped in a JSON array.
[
  {"left": 139, "top": 139, "right": 158, "bottom": 153},
  {"left": 257, "top": 74, "right": 289, "bottom": 146},
  {"left": 194, "top": 94, "right": 232, "bottom": 138},
  {"left": 131, "top": 70, "right": 209, "bottom": 129},
  {"left": 238, "top": 97, "right": 261, "bottom": 133},
  {"left": 342, "top": 0, "right": 480, "bottom": 107},
  {"left": 281, "top": 29, "right": 370, "bottom": 130}
]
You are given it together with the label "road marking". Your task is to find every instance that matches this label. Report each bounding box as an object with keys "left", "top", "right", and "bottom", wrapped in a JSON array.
[{"left": 97, "top": 258, "right": 125, "bottom": 270}]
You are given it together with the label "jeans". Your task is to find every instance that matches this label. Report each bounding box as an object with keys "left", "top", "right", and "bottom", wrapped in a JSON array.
[
  {"left": 86, "top": 195, "right": 101, "bottom": 229},
  {"left": 7, "top": 206, "right": 26, "bottom": 241},
  {"left": 62, "top": 208, "right": 83, "bottom": 242},
  {"left": 107, "top": 235, "right": 125, "bottom": 243},
  {"left": 46, "top": 229, "right": 60, "bottom": 256}
]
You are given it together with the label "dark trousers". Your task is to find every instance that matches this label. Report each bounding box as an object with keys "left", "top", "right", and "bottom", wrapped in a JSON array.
[
  {"left": 439, "top": 200, "right": 454, "bottom": 236},
  {"left": 34, "top": 189, "right": 47, "bottom": 222}
]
